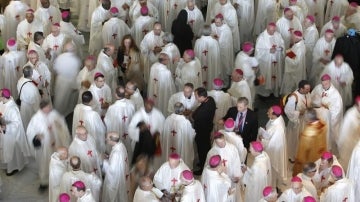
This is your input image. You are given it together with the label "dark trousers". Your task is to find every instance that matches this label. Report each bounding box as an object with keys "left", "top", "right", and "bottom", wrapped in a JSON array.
[{"left": 195, "top": 132, "right": 211, "bottom": 169}]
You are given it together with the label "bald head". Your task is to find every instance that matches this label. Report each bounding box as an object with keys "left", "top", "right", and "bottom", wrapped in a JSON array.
[
  {"left": 70, "top": 156, "right": 81, "bottom": 170},
  {"left": 104, "top": 44, "right": 115, "bottom": 56},
  {"left": 76, "top": 126, "right": 88, "bottom": 141},
  {"left": 139, "top": 176, "right": 153, "bottom": 191},
  {"left": 107, "top": 132, "right": 120, "bottom": 145},
  {"left": 57, "top": 146, "right": 68, "bottom": 160}
]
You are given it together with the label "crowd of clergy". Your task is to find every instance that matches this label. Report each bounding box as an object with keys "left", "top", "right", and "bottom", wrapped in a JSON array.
[{"left": 0, "top": 0, "right": 360, "bottom": 201}]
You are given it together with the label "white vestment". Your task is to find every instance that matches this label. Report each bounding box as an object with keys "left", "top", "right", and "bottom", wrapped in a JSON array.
[
  {"left": 41, "top": 32, "right": 67, "bottom": 63},
  {"left": 342, "top": 11, "right": 360, "bottom": 30},
  {"left": 88, "top": 5, "right": 110, "bottom": 56},
  {"left": 0, "top": 99, "right": 30, "bottom": 172},
  {"left": 16, "top": 19, "right": 43, "bottom": 50},
  {"left": 131, "top": 15, "right": 155, "bottom": 47},
  {"left": 185, "top": 5, "right": 205, "bottom": 38},
  {"left": 167, "top": 91, "right": 197, "bottom": 115},
  {"left": 324, "top": 0, "right": 348, "bottom": 23},
  {"left": 140, "top": 30, "right": 164, "bottom": 82},
  {"left": 88, "top": 83, "right": 112, "bottom": 117},
  {"left": 234, "top": 52, "right": 258, "bottom": 101},
  {"left": 253, "top": 0, "right": 278, "bottom": 37},
  {"left": 304, "top": 24, "right": 319, "bottom": 78},
  {"left": 320, "top": 21, "right": 347, "bottom": 38},
  {"left": 233, "top": 0, "right": 254, "bottom": 43},
  {"left": 24, "top": 60, "right": 51, "bottom": 98},
  {"left": 77, "top": 189, "right": 96, "bottom": 202},
  {"left": 260, "top": 116, "right": 288, "bottom": 186},
  {"left": 205, "top": 0, "right": 217, "bottom": 23},
  {"left": 69, "top": 135, "right": 102, "bottom": 179},
  {"left": 278, "top": 187, "right": 312, "bottom": 202},
  {"left": 102, "top": 17, "right": 130, "bottom": 48},
  {"left": 227, "top": 79, "right": 253, "bottom": 109},
  {"left": 110, "top": 0, "right": 131, "bottom": 22},
  {"left": 338, "top": 107, "right": 360, "bottom": 170},
  {"left": 162, "top": 114, "right": 195, "bottom": 169},
  {"left": 297, "top": 173, "right": 318, "bottom": 200},
  {"left": 211, "top": 23, "right": 234, "bottom": 80},
  {"left": 133, "top": 187, "right": 160, "bottom": 202},
  {"left": 28, "top": 41, "right": 48, "bottom": 64},
  {"left": 104, "top": 98, "right": 136, "bottom": 161},
  {"left": 208, "top": 90, "right": 233, "bottom": 130},
  {"left": 311, "top": 84, "right": 343, "bottom": 151},
  {"left": 347, "top": 141, "right": 360, "bottom": 200},
  {"left": 310, "top": 36, "right": 336, "bottom": 86},
  {"left": 162, "top": 0, "right": 187, "bottom": 32},
  {"left": 276, "top": 15, "right": 303, "bottom": 49},
  {"left": 34, "top": 6, "right": 61, "bottom": 35},
  {"left": 201, "top": 167, "right": 234, "bottom": 202},
  {"left": 175, "top": 58, "right": 203, "bottom": 90},
  {"left": 3, "top": 1, "right": 29, "bottom": 42},
  {"left": 242, "top": 152, "right": 272, "bottom": 202},
  {"left": 130, "top": 88, "right": 144, "bottom": 111},
  {"left": 96, "top": 51, "right": 117, "bottom": 92},
  {"left": 17, "top": 77, "right": 41, "bottom": 129},
  {"left": 321, "top": 61, "right": 354, "bottom": 107},
  {"left": 180, "top": 180, "right": 206, "bottom": 202},
  {"left": 75, "top": 66, "right": 98, "bottom": 103},
  {"left": 280, "top": 40, "right": 306, "bottom": 95},
  {"left": 320, "top": 178, "right": 355, "bottom": 202},
  {"left": 60, "top": 169, "right": 102, "bottom": 202},
  {"left": 48, "top": 152, "right": 67, "bottom": 202},
  {"left": 255, "top": 30, "right": 285, "bottom": 97},
  {"left": 153, "top": 160, "right": 189, "bottom": 193},
  {"left": 77, "top": 0, "right": 90, "bottom": 31},
  {"left": 60, "top": 21, "right": 85, "bottom": 55},
  {"left": 218, "top": 130, "right": 247, "bottom": 163},
  {"left": 304, "top": 0, "right": 326, "bottom": 28},
  {"left": 129, "top": 1, "right": 159, "bottom": 25},
  {"left": 284, "top": 90, "right": 311, "bottom": 159},
  {"left": 26, "top": 109, "right": 70, "bottom": 185},
  {"left": 194, "top": 36, "right": 221, "bottom": 89},
  {"left": 53, "top": 52, "right": 81, "bottom": 116},
  {"left": 312, "top": 155, "right": 343, "bottom": 191},
  {"left": 102, "top": 141, "right": 130, "bottom": 202},
  {"left": 211, "top": 2, "right": 240, "bottom": 52},
  {"left": 147, "top": 62, "right": 176, "bottom": 115}
]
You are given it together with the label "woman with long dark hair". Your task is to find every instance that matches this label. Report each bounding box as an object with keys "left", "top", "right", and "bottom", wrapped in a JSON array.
[{"left": 171, "top": 9, "right": 194, "bottom": 55}]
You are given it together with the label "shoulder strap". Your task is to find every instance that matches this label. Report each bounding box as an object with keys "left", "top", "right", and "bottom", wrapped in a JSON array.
[{"left": 18, "top": 81, "right": 33, "bottom": 99}]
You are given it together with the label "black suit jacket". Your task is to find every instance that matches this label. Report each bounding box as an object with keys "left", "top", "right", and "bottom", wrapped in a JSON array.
[{"left": 222, "top": 107, "right": 258, "bottom": 149}]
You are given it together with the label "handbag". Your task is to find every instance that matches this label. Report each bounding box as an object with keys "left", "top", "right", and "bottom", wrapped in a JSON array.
[{"left": 16, "top": 81, "right": 32, "bottom": 106}]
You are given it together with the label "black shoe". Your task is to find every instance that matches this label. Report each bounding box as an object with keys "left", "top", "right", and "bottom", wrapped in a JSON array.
[
  {"left": 38, "top": 184, "right": 48, "bottom": 192},
  {"left": 6, "top": 169, "right": 18, "bottom": 176},
  {"left": 276, "top": 187, "right": 282, "bottom": 196},
  {"left": 193, "top": 169, "right": 203, "bottom": 176},
  {"left": 288, "top": 158, "right": 295, "bottom": 164}
]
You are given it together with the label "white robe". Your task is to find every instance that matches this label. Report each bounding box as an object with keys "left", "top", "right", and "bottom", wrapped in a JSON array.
[
  {"left": 175, "top": 58, "right": 203, "bottom": 90},
  {"left": 28, "top": 41, "right": 48, "bottom": 64},
  {"left": 17, "top": 77, "right": 41, "bottom": 129},
  {"left": 304, "top": 24, "right": 319, "bottom": 78},
  {"left": 234, "top": 52, "right": 258, "bottom": 102},
  {"left": 102, "top": 17, "right": 130, "bottom": 48},
  {"left": 185, "top": 5, "right": 205, "bottom": 38},
  {"left": 255, "top": 30, "right": 285, "bottom": 97},
  {"left": 253, "top": 0, "right": 278, "bottom": 37},
  {"left": 0, "top": 99, "right": 30, "bottom": 172},
  {"left": 281, "top": 40, "right": 306, "bottom": 95},
  {"left": 227, "top": 79, "right": 253, "bottom": 109},
  {"left": 131, "top": 15, "right": 155, "bottom": 47},
  {"left": 59, "top": 21, "right": 85, "bottom": 56},
  {"left": 41, "top": 32, "right": 67, "bottom": 62},
  {"left": 102, "top": 141, "right": 130, "bottom": 202},
  {"left": 161, "top": 43, "right": 181, "bottom": 79},
  {"left": 180, "top": 180, "right": 206, "bottom": 202},
  {"left": 167, "top": 91, "right": 198, "bottom": 115},
  {"left": 201, "top": 167, "right": 234, "bottom": 202},
  {"left": 242, "top": 152, "right": 272, "bottom": 202},
  {"left": 310, "top": 36, "right": 336, "bottom": 86},
  {"left": 16, "top": 19, "right": 43, "bottom": 50},
  {"left": 48, "top": 152, "right": 67, "bottom": 202},
  {"left": 194, "top": 36, "right": 221, "bottom": 89},
  {"left": 162, "top": 0, "right": 187, "bottom": 32},
  {"left": 297, "top": 173, "right": 318, "bottom": 200},
  {"left": 207, "top": 90, "right": 233, "bottom": 131},
  {"left": 96, "top": 51, "right": 117, "bottom": 92},
  {"left": 110, "top": 0, "right": 131, "bottom": 22},
  {"left": 129, "top": 1, "right": 159, "bottom": 25},
  {"left": 341, "top": 12, "right": 360, "bottom": 31},
  {"left": 260, "top": 116, "right": 288, "bottom": 186},
  {"left": 78, "top": 189, "right": 96, "bottom": 202},
  {"left": 88, "top": 5, "right": 110, "bottom": 56},
  {"left": 88, "top": 83, "right": 112, "bottom": 117},
  {"left": 24, "top": 60, "right": 51, "bottom": 98},
  {"left": 104, "top": 98, "right": 136, "bottom": 161},
  {"left": 60, "top": 169, "right": 102, "bottom": 202},
  {"left": 320, "top": 178, "right": 355, "bottom": 202},
  {"left": 347, "top": 140, "right": 360, "bottom": 200},
  {"left": 276, "top": 15, "right": 303, "bottom": 49},
  {"left": 321, "top": 61, "right": 354, "bottom": 107},
  {"left": 26, "top": 109, "right": 70, "bottom": 185},
  {"left": 75, "top": 66, "right": 98, "bottom": 103},
  {"left": 211, "top": 2, "right": 240, "bottom": 52},
  {"left": 205, "top": 0, "right": 218, "bottom": 23},
  {"left": 304, "top": 0, "right": 326, "bottom": 28},
  {"left": 34, "top": 6, "right": 61, "bottom": 35},
  {"left": 218, "top": 130, "right": 247, "bottom": 163},
  {"left": 69, "top": 135, "right": 102, "bottom": 179},
  {"left": 284, "top": 90, "right": 311, "bottom": 159},
  {"left": 88, "top": 0, "right": 100, "bottom": 29},
  {"left": 211, "top": 23, "right": 234, "bottom": 80},
  {"left": 338, "top": 107, "right": 360, "bottom": 170},
  {"left": 130, "top": 88, "right": 144, "bottom": 111},
  {"left": 278, "top": 188, "right": 312, "bottom": 202},
  {"left": 153, "top": 160, "right": 189, "bottom": 193},
  {"left": 233, "top": 0, "right": 255, "bottom": 43},
  {"left": 320, "top": 21, "right": 347, "bottom": 38},
  {"left": 311, "top": 84, "right": 343, "bottom": 151},
  {"left": 162, "top": 114, "right": 195, "bottom": 169},
  {"left": 2, "top": 50, "right": 26, "bottom": 98},
  {"left": 324, "top": 0, "right": 348, "bottom": 23},
  {"left": 133, "top": 187, "right": 160, "bottom": 202},
  {"left": 53, "top": 52, "right": 81, "bottom": 116},
  {"left": 312, "top": 155, "right": 343, "bottom": 191},
  {"left": 77, "top": 0, "right": 90, "bottom": 31},
  {"left": 147, "top": 62, "right": 176, "bottom": 115},
  {"left": 3, "top": 1, "right": 29, "bottom": 42},
  {"left": 140, "top": 30, "right": 164, "bottom": 83}
]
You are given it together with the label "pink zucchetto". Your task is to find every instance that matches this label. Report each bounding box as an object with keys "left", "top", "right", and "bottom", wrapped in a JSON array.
[
  {"left": 53, "top": 22, "right": 60, "bottom": 27},
  {"left": 169, "top": 153, "right": 180, "bottom": 159},
  {"left": 251, "top": 141, "right": 263, "bottom": 152},
  {"left": 321, "top": 151, "right": 333, "bottom": 160},
  {"left": 28, "top": 49, "right": 37, "bottom": 55},
  {"left": 242, "top": 42, "right": 254, "bottom": 53},
  {"left": 355, "top": 95, "right": 360, "bottom": 104},
  {"left": 332, "top": 16, "right": 340, "bottom": 22},
  {"left": 306, "top": 15, "right": 315, "bottom": 23},
  {"left": 1, "top": 88, "right": 11, "bottom": 99},
  {"left": 59, "top": 193, "right": 71, "bottom": 202},
  {"left": 293, "top": 30, "right": 303, "bottom": 38},
  {"left": 291, "top": 176, "right": 302, "bottom": 183},
  {"left": 213, "top": 78, "right": 224, "bottom": 88},
  {"left": 213, "top": 131, "right": 224, "bottom": 139},
  {"left": 263, "top": 186, "right": 273, "bottom": 197},
  {"left": 181, "top": 170, "right": 194, "bottom": 181},
  {"left": 271, "top": 105, "right": 282, "bottom": 116},
  {"left": 184, "top": 49, "right": 195, "bottom": 59},
  {"left": 224, "top": 118, "right": 235, "bottom": 131},
  {"left": 209, "top": 154, "right": 221, "bottom": 168},
  {"left": 215, "top": 13, "right": 224, "bottom": 20},
  {"left": 303, "top": 196, "right": 316, "bottom": 202},
  {"left": 94, "top": 72, "right": 104, "bottom": 80},
  {"left": 61, "top": 11, "right": 70, "bottom": 19},
  {"left": 235, "top": 68, "right": 243, "bottom": 76},
  {"left": 331, "top": 165, "right": 343, "bottom": 178},
  {"left": 321, "top": 74, "right": 331, "bottom": 81},
  {"left": 350, "top": 2, "right": 358, "bottom": 8},
  {"left": 268, "top": 22, "right": 276, "bottom": 27},
  {"left": 140, "top": 6, "right": 149, "bottom": 16},
  {"left": 110, "top": 7, "right": 119, "bottom": 14},
  {"left": 325, "top": 29, "right": 334, "bottom": 34},
  {"left": 284, "top": 7, "right": 292, "bottom": 14},
  {"left": 26, "top": 8, "right": 34, "bottom": 14},
  {"left": 7, "top": 38, "right": 16, "bottom": 47},
  {"left": 72, "top": 181, "right": 85, "bottom": 189},
  {"left": 86, "top": 55, "right": 96, "bottom": 61}
]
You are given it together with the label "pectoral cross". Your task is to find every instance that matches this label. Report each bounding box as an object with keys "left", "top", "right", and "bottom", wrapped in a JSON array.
[
  {"left": 171, "top": 130, "right": 177, "bottom": 137},
  {"left": 122, "top": 115, "right": 128, "bottom": 123},
  {"left": 321, "top": 175, "right": 326, "bottom": 182},
  {"left": 87, "top": 150, "right": 93, "bottom": 157},
  {"left": 112, "top": 33, "right": 117, "bottom": 39},
  {"left": 79, "top": 120, "right": 84, "bottom": 126},
  {"left": 170, "top": 146, "right": 176, "bottom": 153},
  {"left": 222, "top": 159, "right": 227, "bottom": 167},
  {"left": 53, "top": 44, "right": 59, "bottom": 51},
  {"left": 202, "top": 50, "right": 208, "bottom": 56},
  {"left": 122, "top": 133, "right": 128, "bottom": 139},
  {"left": 27, "top": 32, "right": 32, "bottom": 38},
  {"left": 324, "top": 49, "right": 330, "bottom": 56},
  {"left": 171, "top": 178, "right": 178, "bottom": 186}
]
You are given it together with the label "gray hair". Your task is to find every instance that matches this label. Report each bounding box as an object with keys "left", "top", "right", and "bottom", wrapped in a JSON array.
[
  {"left": 202, "top": 25, "right": 212, "bottom": 36},
  {"left": 23, "top": 65, "right": 33, "bottom": 78},
  {"left": 174, "top": 102, "right": 185, "bottom": 114},
  {"left": 162, "top": 32, "right": 174, "bottom": 43}
]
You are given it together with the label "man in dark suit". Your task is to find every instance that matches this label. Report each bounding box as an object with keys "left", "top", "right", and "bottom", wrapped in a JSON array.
[{"left": 219, "top": 97, "right": 258, "bottom": 150}]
